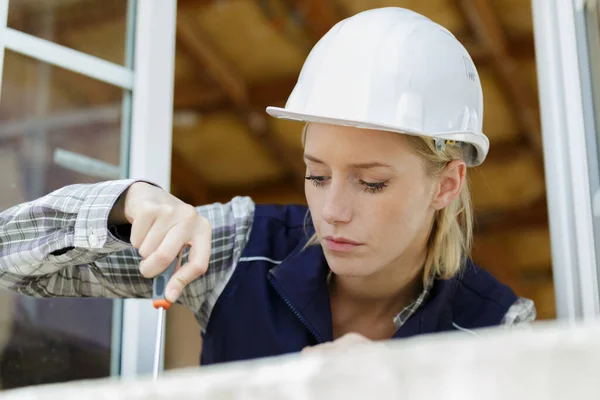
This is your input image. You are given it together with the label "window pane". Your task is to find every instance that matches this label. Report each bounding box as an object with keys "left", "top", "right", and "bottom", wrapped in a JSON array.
[
  {"left": 585, "top": 1, "right": 600, "bottom": 151},
  {"left": 0, "top": 50, "right": 124, "bottom": 389},
  {"left": 583, "top": 1, "right": 600, "bottom": 299},
  {"left": 7, "top": 0, "right": 127, "bottom": 66}
]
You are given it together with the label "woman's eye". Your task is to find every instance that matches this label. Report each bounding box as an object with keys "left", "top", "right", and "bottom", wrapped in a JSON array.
[
  {"left": 304, "top": 175, "right": 328, "bottom": 187},
  {"left": 360, "top": 180, "right": 389, "bottom": 194},
  {"left": 304, "top": 176, "right": 389, "bottom": 193}
]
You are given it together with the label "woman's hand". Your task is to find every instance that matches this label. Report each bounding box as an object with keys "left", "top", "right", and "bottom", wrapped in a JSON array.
[
  {"left": 301, "top": 333, "right": 373, "bottom": 354},
  {"left": 110, "top": 182, "right": 212, "bottom": 303}
]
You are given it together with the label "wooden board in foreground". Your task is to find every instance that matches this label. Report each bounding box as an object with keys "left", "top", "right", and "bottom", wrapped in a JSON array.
[{"left": 2, "top": 319, "right": 600, "bottom": 399}]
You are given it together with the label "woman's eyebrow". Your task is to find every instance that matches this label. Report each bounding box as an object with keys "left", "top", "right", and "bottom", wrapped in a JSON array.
[{"left": 303, "top": 154, "right": 393, "bottom": 169}]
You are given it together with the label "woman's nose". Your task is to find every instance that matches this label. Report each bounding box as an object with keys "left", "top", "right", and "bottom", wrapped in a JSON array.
[{"left": 322, "top": 181, "right": 352, "bottom": 225}]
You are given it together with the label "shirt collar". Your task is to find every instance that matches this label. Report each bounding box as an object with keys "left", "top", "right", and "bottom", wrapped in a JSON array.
[
  {"left": 393, "top": 280, "right": 432, "bottom": 328},
  {"left": 326, "top": 270, "right": 433, "bottom": 329}
]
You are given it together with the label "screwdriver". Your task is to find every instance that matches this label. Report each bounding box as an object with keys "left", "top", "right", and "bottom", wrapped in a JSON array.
[{"left": 151, "top": 255, "right": 179, "bottom": 380}]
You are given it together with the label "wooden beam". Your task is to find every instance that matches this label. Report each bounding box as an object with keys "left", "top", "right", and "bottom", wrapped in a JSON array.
[
  {"left": 10, "top": 0, "right": 125, "bottom": 35},
  {"left": 284, "top": 0, "right": 346, "bottom": 41},
  {"left": 474, "top": 197, "right": 548, "bottom": 233},
  {"left": 174, "top": 76, "right": 297, "bottom": 111},
  {"left": 207, "top": 180, "right": 306, "bottom": 205},
  {"left": 173, "top": 81, "right": 227, "bottom": 111},
  {"left": 239, "top": 108, "right": 306, "bottom": 179},
  {"left": 283, "top": 0, "right": 533, "bottom": 64},
  {"left": 246, "top": 77, "right": 298, "bottom": 108},
  {"left": 175, "top": 14, "right": 305, "bottom": 187},
  {"left": 170, "top": 175, "right": 306, "bottom": 207},
  {"left": 484, "top": 137, "right": 531, "bottom": 163},
  {"left": 458, "top": 0, "right": 543, "bottom": 163},
  {"left": 175, "top": 0, "right": 215, "bottom": 10},
  {"left": 170, "top": 147, "right": 209, "bottom": 205},
  {"left": 470, "top": 139, "right": 546, "bottom": 213},
  {"left": 457, "top": 33, "right": 535, "bottom": 65},
  {"left": 176, "top": 14, "right": 249, "bottom": 107}
]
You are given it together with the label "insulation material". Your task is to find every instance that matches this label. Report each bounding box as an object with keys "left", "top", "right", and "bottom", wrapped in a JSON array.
[{"left": 3, "top": 320, "right": 600, "bottom": 399}]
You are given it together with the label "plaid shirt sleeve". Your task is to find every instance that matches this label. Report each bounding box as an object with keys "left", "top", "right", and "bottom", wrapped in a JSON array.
[
  {"left": 501, "top": 297, "right": 537, "bottom": 326},
  {"left": 0, "top": 180, "right": 255, "bottom": 329}
]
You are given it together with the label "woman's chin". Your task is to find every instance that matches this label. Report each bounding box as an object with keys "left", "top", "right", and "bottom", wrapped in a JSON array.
[{"left": 326, "top": 258, "right": 378, "bottom": 278}]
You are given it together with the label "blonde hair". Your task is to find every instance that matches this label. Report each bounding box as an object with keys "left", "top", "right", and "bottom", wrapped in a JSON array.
[{"left": 301, "top": 124, "right": 473, "bottom": 285}]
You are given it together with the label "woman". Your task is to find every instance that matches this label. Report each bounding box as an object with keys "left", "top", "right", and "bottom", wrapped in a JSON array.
[{"left": 0, "top": 7, "right": 534, "bottom": 364}]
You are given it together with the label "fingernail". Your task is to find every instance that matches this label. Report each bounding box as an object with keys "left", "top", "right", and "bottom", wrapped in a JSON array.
[{"left": 166, "top": 288, "right": 180, "bottom": 303}]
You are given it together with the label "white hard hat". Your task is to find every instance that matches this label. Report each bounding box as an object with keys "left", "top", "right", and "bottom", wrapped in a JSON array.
[{"left": 266, "top": 7, "right": 488, "bottom": 166}]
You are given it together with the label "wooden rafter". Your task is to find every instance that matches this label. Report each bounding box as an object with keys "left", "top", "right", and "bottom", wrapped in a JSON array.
[
  {"left": 175, "top": 13, "right": 305, "bottom": 187},
  {"left": 170, "top": 147, "right": 209, "bottom": 205},
  {"left": 176, "top": 16, "right": 248, "bottom": 107},
  {"left": 484, "top": 137, "right": 531, "bottom": 163},
  {"left": 174, "top": 76, "right": 298, "bottom": 111},
  {"left": 474, "top": 198, "right": 548, "bottom": 233},
  {"left": 458, "top": 33, "right": 535, "bottom": 65},
  {"left": 174, "top": 83, "right": 227, "bottom": 111},
  {"left": 472, "top": 139, "right": 548, "bottom": 232},
  {"left": 283, "top": 0, "right": 534, "bottom": 63},
  {"left": 458, "top": 0, "right": 543, "bottom": 162},
  {"left": 283, "top": 0, "right": 346, "bottom": 41},
  {"left": 8, "top": 0, "right": 125, "bottom": 34},
  {"left": 457, "top": 0, "right": 548, "bottom": 237},
  {"left": 200, "top": 180, "right": 305, "bottom": 205}
]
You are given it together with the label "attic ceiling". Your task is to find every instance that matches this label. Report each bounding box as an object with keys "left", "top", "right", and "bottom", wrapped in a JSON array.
[{"left": 0, "top": 0, "right": 553, "bottom": 318}]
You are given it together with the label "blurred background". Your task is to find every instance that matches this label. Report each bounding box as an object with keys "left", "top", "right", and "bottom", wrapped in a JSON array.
[{"left": 0, "top": 0, "right": 598, "bottom": 391}]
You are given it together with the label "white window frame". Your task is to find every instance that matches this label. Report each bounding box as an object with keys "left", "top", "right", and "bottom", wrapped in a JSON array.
[
  {"left": 0, "top": 0, "right": 177, "bottom": 378},
  {"left": 532, "top": 0, "right": 600, "bottom": 320},
  {"left": 3, "top": 28, "right": 133, "bottom": 89},
  {"left": 0, "top": 1, "right": 9, "bottom": 96},
  {"left": 120, "top": 0, "right": 177, "bottom": 378}
]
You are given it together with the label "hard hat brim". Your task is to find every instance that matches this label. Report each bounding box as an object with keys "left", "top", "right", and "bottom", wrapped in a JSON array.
[{"left": 265, "top": 106, "right": 489, "bottom": 167}]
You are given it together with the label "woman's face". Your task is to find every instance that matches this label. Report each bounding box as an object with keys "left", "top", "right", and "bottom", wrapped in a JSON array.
[{"left": 304, "top": 123, "right": 460, "bottom": 278}]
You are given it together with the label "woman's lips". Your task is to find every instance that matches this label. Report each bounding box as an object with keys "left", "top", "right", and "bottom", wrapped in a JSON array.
[{"left": 324, "top": 236, "right": 363, "bottom": 252}]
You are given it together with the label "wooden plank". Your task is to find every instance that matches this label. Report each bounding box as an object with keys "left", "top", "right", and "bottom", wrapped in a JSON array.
[
  {"left": 457, "top": 33, "right": 535, "bottom": 65},
  {"left": 247, "top": 77, "right": 298, "bottom": 108},
  {"left": 171, "top": 176, "right": 306, "bottom": 207},
  {"left": 458, "top": 0, "right": 543, "bottom": 162},
  {"left": 174, "top": 76, "right": 297, "bottom": 111},
  {"left": 176, "top": 13, "right": 249, "bottom": 107},
  {"left": 238, "top": 108, "right": 306, "bottom": 180},
  {"left": 470, "top": 148, "right": 545, "bottom": 212},
  {"left": 474, "top": 197, "right": 548, "bottom": 233},
  {"left": 208, "top": 180, "right": 306, "bottom": 205},
  {"left": 284, "top": 0, "right": 346, "bottom": 41},
  {"left": 471, "top": 224, "right": 551, "bottom": 295},
  {"left": 174, "top": 82, "right": 227, "bottom": 111},
  {"left": 484, "top": 138, "right": 530, "bottom": 163},
  {"left": 174, "top": 14, "right": 305, "bottom": 188},
  {"left": 170, "top": 147, "right": 209, "bottom": 205},
  {"left": 284, "top": 0, "right": 534, "bottom": 64}
]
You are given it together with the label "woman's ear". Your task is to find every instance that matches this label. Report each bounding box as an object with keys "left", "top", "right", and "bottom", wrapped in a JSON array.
[{"left": 431, "top": 160, "right": 466, "bottom": 210}]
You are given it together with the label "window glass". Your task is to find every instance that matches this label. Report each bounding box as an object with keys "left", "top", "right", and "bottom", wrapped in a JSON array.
[{"left": 0, "top": 49, "right": 123, "bottom": 389}]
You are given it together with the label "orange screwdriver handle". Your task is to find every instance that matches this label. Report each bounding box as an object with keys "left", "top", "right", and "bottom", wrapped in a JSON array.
[{"left": 152, "top": 257, "right": 178, "bottom": 310}]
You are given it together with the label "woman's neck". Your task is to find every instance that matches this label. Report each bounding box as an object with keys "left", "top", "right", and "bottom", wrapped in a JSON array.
[{"left": 328, "top": 251, "right": 426, "bottom": 340}]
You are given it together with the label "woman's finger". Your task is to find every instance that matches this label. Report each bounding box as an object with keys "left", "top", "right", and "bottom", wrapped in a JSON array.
[
  {"left": 140, "top": 222, "right": 190, "bottom": 278},
  {"left": 129, "top": 203, "right": 158, "bottom": 249},
  {"left": 165, "top": 219, "right": 212, "bottom": 302}
]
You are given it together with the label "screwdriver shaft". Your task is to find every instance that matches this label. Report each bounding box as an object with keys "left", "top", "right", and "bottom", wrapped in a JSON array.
[
  {"left": 151, "top": 253, "right": 181, "bottom": 380},
  {"left": 152, "top": 307, "right": 166, "bottom": 380}
]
